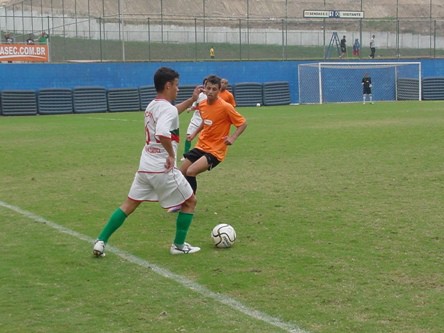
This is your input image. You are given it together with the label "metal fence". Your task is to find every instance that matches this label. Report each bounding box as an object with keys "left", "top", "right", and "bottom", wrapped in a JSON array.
[{"left": 1, "top": 0, "right": 444, "bottom": 62}]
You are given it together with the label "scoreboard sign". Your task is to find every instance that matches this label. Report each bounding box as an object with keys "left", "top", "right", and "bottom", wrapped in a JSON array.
[{"left": 303, "top": 10, "right": 364, "bottom": 19}]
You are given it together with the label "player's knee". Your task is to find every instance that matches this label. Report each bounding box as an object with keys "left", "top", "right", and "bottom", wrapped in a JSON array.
[
  {"left": 183, "top": 195, "right": 197, "bottom": 210},
  {"left": 121, "top": 199, "right": 139, "bottom": 215}
]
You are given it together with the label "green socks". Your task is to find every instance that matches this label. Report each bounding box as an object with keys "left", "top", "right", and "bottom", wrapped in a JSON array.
[
  {"left": 97, "top": 208, "right": 127, "bottom": 243},
  {"left": 184, "top": 140, "right": 192, "bottom": 154},
  {"left": 98, "top": 208, "right": 193, "bottom": 247},
  {"left": 174, "top": 212, "right": 194, "bottom": 246}
]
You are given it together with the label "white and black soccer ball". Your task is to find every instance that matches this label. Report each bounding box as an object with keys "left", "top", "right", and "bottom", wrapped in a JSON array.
[{"left": 211, "top": 223, "right": 236, "bottom": 248}]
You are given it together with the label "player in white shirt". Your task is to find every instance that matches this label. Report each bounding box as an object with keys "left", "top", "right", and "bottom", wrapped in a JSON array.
[
  {"left": 183, "top": 78, "right": 208, "bottom": 156},
  {"left": 93, "top": 67, "right": 203, "bottom": 256},
  {"left": 167, "top": 79, "right": 207, "bottom": 213}
]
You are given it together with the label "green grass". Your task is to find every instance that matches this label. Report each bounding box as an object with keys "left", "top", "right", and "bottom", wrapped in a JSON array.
[{"left": 1, "top": 102, "right": 443, "bottom": 333}]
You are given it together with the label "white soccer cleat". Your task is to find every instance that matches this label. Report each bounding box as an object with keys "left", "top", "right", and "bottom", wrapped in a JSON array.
[
  {"left": 170, "top": 242, "right": 201, "bottom": 255},
  {"left": 93, "top": 240, "right": 106, "bottom": 257}
]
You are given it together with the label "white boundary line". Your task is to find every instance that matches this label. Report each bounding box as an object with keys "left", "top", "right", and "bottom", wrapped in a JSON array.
[{"left": 0, "top": 200, "right": 309, "bottom": 333}]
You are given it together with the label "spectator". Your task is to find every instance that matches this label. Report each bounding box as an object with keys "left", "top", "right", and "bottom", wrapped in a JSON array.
[
  {"left": 38, "top": 31, "right": 49, "bottom": 44},
  {"left": 370, "top": 35, "right": 376, "bottom": 59},
  {"left": 353, "top": 38, "right": 360, "bottom": 57},
  {"left": 4, "top": 32, "right": 14, "bottom": 43},
  {"left": 340, "top": 35, "right": 347, "bottom": 58},
  {"left": 26, "top": 34, "right": 35, "bottom": 44}
]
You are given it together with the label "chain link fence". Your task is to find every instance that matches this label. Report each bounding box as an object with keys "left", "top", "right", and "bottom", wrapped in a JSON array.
[{"left": 1, "top": 0, "right": 443, "bottom": 62}]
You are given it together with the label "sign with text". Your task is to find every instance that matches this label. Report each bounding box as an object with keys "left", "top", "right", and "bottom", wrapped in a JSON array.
[
  {"left": 0, "top": 44, "right": 49, "bottom": 62},
  {"left": 303, "top": 10, "right": 364, "bottom": 19}
]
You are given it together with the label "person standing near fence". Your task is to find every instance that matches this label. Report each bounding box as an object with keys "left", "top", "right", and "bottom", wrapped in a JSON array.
[
  {"left": 39, "top": 31, "right": 49, "bottom": 44},
  {"left": 210, "top": 46, "right": 215, "bottom": 59},
  {"left": 340, "top": 35, "right": 347, "bottom": 58},
  {"left": 370, "top": 35, "right": 376, "bottom": 59},
  {"left": 353, "top": 38, "right": 360, "bottom": 57},
  {"left": 26, "top": 34, "right": 35, "bottom": 44}
]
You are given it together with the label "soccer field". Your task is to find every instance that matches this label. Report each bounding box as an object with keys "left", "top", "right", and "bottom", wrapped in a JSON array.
[{"left": 1, "top": 101, "right": 443, "bottom": 333}]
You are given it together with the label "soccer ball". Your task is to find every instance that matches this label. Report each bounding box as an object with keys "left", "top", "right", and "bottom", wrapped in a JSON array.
[{"left": 211, "top": 224, "right": 236, "bottom": 248}]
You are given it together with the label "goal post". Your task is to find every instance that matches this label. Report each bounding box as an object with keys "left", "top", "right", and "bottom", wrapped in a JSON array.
[{"left": 298, "top": 62, "right": 422, "bottom": 104}]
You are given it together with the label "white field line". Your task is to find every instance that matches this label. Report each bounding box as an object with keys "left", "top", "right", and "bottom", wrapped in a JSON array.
[
  {"left": 0, "top": 200, "right": 309, "bottom": 333},
  {"left": 85, "top": 116, "right": 138, "bottom": 122}
]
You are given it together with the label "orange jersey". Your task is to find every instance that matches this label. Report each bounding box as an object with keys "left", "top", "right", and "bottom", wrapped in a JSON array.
[
  {"left": 218, "top": 90, "right": 236, "bottom": 107},
  {"left": 196, "top": 98, "right": 246, "bottom": 161}
]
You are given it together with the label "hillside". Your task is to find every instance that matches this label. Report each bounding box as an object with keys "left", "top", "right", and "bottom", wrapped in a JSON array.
[{"left": 3, "top": 0, "right": 444, "bottom": 20}]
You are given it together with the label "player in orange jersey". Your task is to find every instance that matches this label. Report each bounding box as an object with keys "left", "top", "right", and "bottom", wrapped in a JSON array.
[
  {"left": 180, "top": 75, "right": 247, "bottom": 194},
  {"left": 218, "top": 78, "right": 236, "bottom": 107}
]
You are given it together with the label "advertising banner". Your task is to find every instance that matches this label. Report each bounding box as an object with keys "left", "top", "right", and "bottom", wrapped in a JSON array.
[{"left": 0, "top": 44, "right": 49, "bottom": 62}]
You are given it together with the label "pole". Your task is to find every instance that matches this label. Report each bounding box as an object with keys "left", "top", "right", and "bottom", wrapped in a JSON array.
[
  {"left": 429, "top": 0, "right": 432, "bottom": 57},
  {"left": 202, "top": 0, "right": 206, "bottom": 43},
  {"left": 160, "top": 0, "right": 163, "bottom": 43},
  {"left": 118, "top": 0, "right": 125, "bottom": 61},
  {"left": 359, "top": 0, "right": 362, "bottom": 59},
  {"left": 396, "top": 0, "right": 399, "bottom": 58},
  {"left": 99, "top": 17, "right": 103, "bottom": 62}
]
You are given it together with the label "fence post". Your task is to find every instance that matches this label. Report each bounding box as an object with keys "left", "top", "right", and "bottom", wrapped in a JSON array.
[{"left": 99, "top": 17, "right": 102, "bottom": 62}]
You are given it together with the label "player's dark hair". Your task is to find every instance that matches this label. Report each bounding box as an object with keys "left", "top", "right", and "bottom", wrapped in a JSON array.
[
  {"left": 205, "top": 75, "right": 221, "bottom": 88},
  {"left": 154, "top": 67, "right": 179, "bottom": 92}
]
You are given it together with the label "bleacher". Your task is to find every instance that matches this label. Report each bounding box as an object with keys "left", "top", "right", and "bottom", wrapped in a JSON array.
[{"left": 0, "top": 81, "right": 292, "bottom": 116}]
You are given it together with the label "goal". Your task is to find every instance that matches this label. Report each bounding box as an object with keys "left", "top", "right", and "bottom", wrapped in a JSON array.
[{"left": 298, "top": 62, "right": 422, "bottom": 104}]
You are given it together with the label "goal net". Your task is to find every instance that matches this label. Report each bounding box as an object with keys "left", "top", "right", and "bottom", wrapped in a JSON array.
[{"left": 298, "top": 62, "right": 422, "bottom": 104}]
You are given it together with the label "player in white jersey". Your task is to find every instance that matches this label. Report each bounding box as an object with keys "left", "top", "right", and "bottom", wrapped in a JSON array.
[
  {"left": 183, "top": 78, "right": 208, "bottom": 156},
  {"left": 167, "top": 80, "right": 207, "bottom": 213},
  {"left": 93, "top": 67, "right": 203, "bottom": 256}
]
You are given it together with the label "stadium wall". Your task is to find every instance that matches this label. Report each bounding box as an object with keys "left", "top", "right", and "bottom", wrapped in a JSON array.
[{"left": 1, "top": 59, "right": 444, "bottom": 104}]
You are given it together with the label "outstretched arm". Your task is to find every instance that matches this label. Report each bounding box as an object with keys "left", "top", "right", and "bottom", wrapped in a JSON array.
[
  {"left": 188, "top": 121, "right": 204, "bottom": 141},
  {"left": 176, "top": 85, "right": 204, "bottom": 114}
]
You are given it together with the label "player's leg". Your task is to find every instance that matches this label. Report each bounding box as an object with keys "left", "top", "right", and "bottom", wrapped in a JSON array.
[
  {"left": 183, "top": 156, "right": 210, "bottom": 194},
  {"left": 93, "top": 172, "right": 149, "bottom": 256},
  {"left": 93, "top": 198, "right": 140, "bottom": 257},
  {"left": 161, "top": 170, "right": 199, "bottom": 254},
  {"left": 172, "top": 195, "right": 199, "bottom": 253},
  {"left": 97, "top": 198, "right": 139, "bottom": 242}
]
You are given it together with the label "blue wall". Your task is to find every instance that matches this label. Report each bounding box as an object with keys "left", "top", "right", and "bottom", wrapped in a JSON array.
[{"left": 1, "top": 59, "right": 443, "bottom": 104}]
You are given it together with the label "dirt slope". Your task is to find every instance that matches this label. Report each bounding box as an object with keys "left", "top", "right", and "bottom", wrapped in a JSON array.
[{"left": 4, "top": 0, "right": 444, "bottom": 19}]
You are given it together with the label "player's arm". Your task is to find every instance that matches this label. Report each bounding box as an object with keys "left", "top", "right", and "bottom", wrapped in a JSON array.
[
  {"left": 224, "top": 121, "right": 248, "bottom": 146},
  {"left": 188, "top": 121, "right": 204, "bottom": 141},
  {"left": 158, "top": 135, "right": 175, "bottom": 171},
  {"left": 229, "top": 93, "right": 236, "bottom": 107},
  {"left": 176, "top": 85, "right": 204, "bottom": 114}
]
